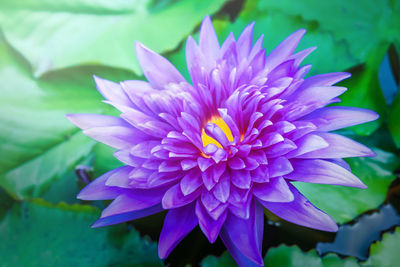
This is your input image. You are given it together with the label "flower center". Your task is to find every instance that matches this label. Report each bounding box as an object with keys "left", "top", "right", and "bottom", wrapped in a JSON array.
[{"left": 201, "top": 116, "right": 234, "bottom": 148}]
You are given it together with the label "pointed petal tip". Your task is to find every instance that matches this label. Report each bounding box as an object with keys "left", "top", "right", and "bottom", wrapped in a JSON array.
[
  {"left": 359, "top": 183, "right": 368, "bottom": 189},
  {"left": 202, "top": 15, "right": 212, "bottom": 24},
  {"left": 65, "top": 113, "right": 77, "bottom": 124},
  {"left": 90, "top": 222, "right": 102, "bottom": 228},
  {"left": 294, "top": 28, "right": 306, "bottom": 38},
  {"left": 90, "top": 218, "right": 108, "bottom": 228},
  {"left": 158, "top": 245, "right": 169, "bottom": 259},
  {"left": 325, "top": 222, "right": 339, "bottom": 232}
]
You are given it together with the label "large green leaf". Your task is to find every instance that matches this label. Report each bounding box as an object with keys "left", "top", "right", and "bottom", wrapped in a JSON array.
[
  {"left": 294, "top": 148, "right": 400, "bottom": 224},
  {"left": 0, "top": 200, "right": 162, "bottom": 266},
  {"left": 0, "top": 0, "right": 228, "bottom": 77},
  {"left": 0, "top": 38, "right": 132, "bottom": 199},
  {"left": 212, "top": 1, "right": 359, "bottom": 76},
  {"left": 264, "top": 246, "right": 359, "bottom": 267},
  {"left": 202, "top": 246, "right": 359, "bottom": 267},
  {"left": 364, "top": 227, "right": 400, "bottom": 267},
  {"left": 202, "top": 252, "right": 236, "bottom": 267},
  {"left": 257, "top": 0, "right": 399, "bottom": 62}
]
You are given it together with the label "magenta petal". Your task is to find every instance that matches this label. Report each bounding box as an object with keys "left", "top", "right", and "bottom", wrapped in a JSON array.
[
  {"left": 180, "top": 170, "right": 203, "bottom": 196},
  {"left": 105, "top": 166, "right": 133, "bottom": 188},
  {"left": 303, "top": 106, "right": 379, "bottom": 131},
  {"left": 201, "top": 190, "right": 221, "bottom": 212},
  {"left": 299, "top": 133, "right": 375, "bottom": 158},
  {"left": 212, "top": 172, "right": 230, "bottom": 203},
  {"left": 67, "top": 114, "right": 146, "bottom": 149},
  {"left": 231, "top": 170, "right": 251, "bottom": 189},
  {"left": 195, "top": 200, "right": 227, "bottom": 243},
  {"left": 92, "top": 204, "right": 163, "bottom": 228},
  {"left": 158, "top": 203, "right": 198, "bottom": 258},
  {"left": 228, "top": 157, "right": 246, "bottom": 170},
  {"left": 135, "top": 42, "right": 185, "bottom": 90},
  {"left": 66, "top": 114, "right": 128, "bottom": 130},
  {"left": 287, "top": 133, "right": 329, "bottom": 158},
  {"left": 301, "top": 72, "right": 351, "bottom": 88},
  {"left": 259, "top": 184, "right": 338, "bottom": 232},
  {"left": 205, "top": 122, "right": 230, "bottom": 148},
  {"left": 162, "top": 184, "right": 199, "bottom": 209},
  {"left": 93, "top": 76, "right": 131, "bottom": 107},
  {"left": 222, "top": 199, "right": 264, "bottom": 265},
  {"left": 284, "top": 86, "right": 347, "bottom": 120},
  {"left": 101, "top": 188, "right": 165, "bottom": 217},
  {"left": 199, "top": 16, "right": 220, "bottom": 62},
  {"left": 77, "top": 168, "right": 126, "bottom": 200},
  {"left": 220, "top": 229, "right": 263, "bottom": 267},
  {"left": 228, "top": 195, "right": 252, "bottom": 219},
  {"left": 265, "top": 29, "right": 306, "bottom": 71},
  {"left": 268, "top": 157, "right": 293, "bottom": 177},
  {"left": 253, "top": 177, "right": 294, "bottom": 202},
  {"left": 237, "top": 22, "right": 255, "bottom": 58},
  {"left": 286, "top": 159, "right": 367, "bottom": 188}
]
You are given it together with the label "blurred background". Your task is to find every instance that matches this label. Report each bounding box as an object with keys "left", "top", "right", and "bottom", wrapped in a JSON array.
[{"left": 0, "top": 0, "right": 399, "bottom": 266}]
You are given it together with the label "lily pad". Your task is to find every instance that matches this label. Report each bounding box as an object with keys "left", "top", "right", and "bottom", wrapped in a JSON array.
[
  {"left": 0, "top": 0, "right": 228, "bottom": 76},
  {"left": 0, "top": 199, "right": 162, "bottom": 266},
  {"left": 364, "top": 227, "right": 400, "bottom": 267},
  {"left": 201, "top": 246, "right": 359, "bottom": 267},
  {"left": 0, "top": 38, "right": 131, "bottom": 199}
]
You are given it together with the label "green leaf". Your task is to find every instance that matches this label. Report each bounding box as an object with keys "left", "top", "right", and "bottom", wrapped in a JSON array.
[
  {"left": 388, "top": 89, "right": 400, "bottom": 147},
  {"left": 0, "top": 200, "right": 162, "bottom": 266},
  {"left": 257, "top": 0, "right": 399, "bottom": 62},
  {"left": 294, "top": 148, "right": 400, "bottom": 224},
  {"left": 213, "top": 2, "right": 359, "bottom": 76},
  {"left": 0, "top": 38, "right": 132, "bottom": 199},
  {"left": 265, "top": 245, "right": 359, "bottom": 267},
  {"left": 1, "top": 132, "right": 95, "bottom": 200},
  {"left": 202, "top": 246, "right": 359, "bottom": 267},
  {"left": 0, "top": 0, "right": 228, "bottom": 77},
  {"left": 202, "top": 252, "right": 236, "bottom": 267},
  {"left": 364, "top": 227, "right": 400, "bottom": 267}
]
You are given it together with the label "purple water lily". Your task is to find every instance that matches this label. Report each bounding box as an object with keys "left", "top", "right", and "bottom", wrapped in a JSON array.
[{"left": 67, "top": 16, "right": 378, "bottom": 266}]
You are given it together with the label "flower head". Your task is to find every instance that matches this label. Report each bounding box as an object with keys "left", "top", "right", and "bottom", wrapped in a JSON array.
[{"left": 67, "top": 16, "right": 378, "bottom": 266}]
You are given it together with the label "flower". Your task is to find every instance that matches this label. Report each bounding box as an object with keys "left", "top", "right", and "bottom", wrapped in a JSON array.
[{"left": 67, "top": 16, "right": 378, "bottom": 266}]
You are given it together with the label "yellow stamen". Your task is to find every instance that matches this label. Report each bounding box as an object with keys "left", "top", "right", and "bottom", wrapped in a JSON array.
[{"left": 201, "top": 116, "right": 234, "bottom": 148}]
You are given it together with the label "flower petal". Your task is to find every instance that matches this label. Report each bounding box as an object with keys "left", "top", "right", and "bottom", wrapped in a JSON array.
[
  {"left": 265, "top": 29, "right": 306, "bottom": 71},
  {"left": 93, "top": 76, "right": 131, "bottom": 107},
  {"left": 301, "top": 72, "right": 351, "bottom": 88},
  {"left": 195, "top": 200, "right": 227, "bottom": 243},
  {"left": 253, "top": 177, "right": 294, "bottom": 202},
  {"left": 135, "top": 42, "right": 185, "bottom": 90},
  {"left": 259, "top": 184, "right": 338, "bottom": 232},
  {"left": 162, "top": 184, "right": 200, "bottom": 209},
  {"left": 199, "top": 15, "right": 220, "bottom": 62},
  {"left": 67, "top": 114, "right": 148, "bottom": 149},
  {"left": 221, "top": 199, "right": 264, "bottom": 265},
  {"left": 92, "top": 204, "right": 163, "bottom": 228},
  {"left": 285, "top": 159, "right": 367, "bottom": 188},
  {"left": 77, "top": 168, "right": 126, "bottom": 200},
  {"left": 268, "top": 157, "right": 294, "bottom": 177},
  {"left": 180, "top": 170, "right": 203, "bottom": 196},
  {"left": 303, "top": 106, "right": 379, "bottom": 131},
  {"left": 158, "top": 203, "right": 198, "bottom": 258},
  {"left": 101, "top": 187, "right": 166, "bottom": 218},
  {"left": 299, "top": 133, "right": 375, "bottom": 158}
]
